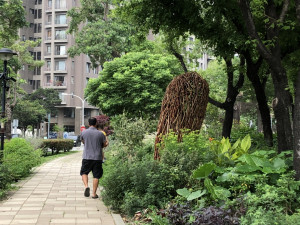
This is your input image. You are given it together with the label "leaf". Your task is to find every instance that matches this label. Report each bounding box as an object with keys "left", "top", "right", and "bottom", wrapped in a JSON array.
[
  {"left": 187, "top": 190, "right": 206, "bottom": 201},
  {"left": 241, "top": 135, "right": 251, "bottom": 152},
  {"left": 204, "top": 178, "right": 218, "bottom": 199},
  {"left": 273, "top": 158, "right": 286, "bottom": 170},
  {"left": 235, "top": 164, "right": 261, "bottom": 173},
  {"left": 214, "top": 186, "right": 231, "bottom": 200},
  {"left": 176, "top": 188, "right": 190, "bottom": 198},
  {"left": 193, "top": 162, "right": 216, "bottom": 179}
]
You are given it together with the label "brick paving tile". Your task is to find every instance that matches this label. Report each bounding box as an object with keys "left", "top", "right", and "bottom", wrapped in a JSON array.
[{"left": 0, "top": 150, "right": 117, "bottom": 225}]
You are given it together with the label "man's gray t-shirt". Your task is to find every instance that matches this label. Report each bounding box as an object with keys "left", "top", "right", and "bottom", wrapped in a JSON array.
[{"left": 81, "top": 127, "right": 106, "bottom": 160}]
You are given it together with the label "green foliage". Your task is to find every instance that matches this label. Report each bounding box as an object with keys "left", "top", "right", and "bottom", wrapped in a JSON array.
[
  {"left": 13, "top": 99, "right": 47, "bottom": 134},
  {"left": 3, "top": 138, "right": 42, "bottom": 180},
  {"left": 85, "top": 51, "right": 182, "bottom": 117},
  {"left": 207, "top": 135, "right": 252, "bottom": 166},
  {"left": 0, "top": 0, "right": 26, "bottom": 46},
  {"left": 110, "top": 113, "right": 148, "bottom": 150},
  {"left": 0, "top": 164, "right": 13, "bottom": 198},
  {"left": 240, "top": 172, "right": 300, "bottom": 225},
  {"left": 159, "top": 131, "right": 209, "bottom": 186},
  {"left": 24, "top": 88, "right": 62, "bottom": 115},
  {"left": 101, "top": 147, "right": 180, "bottom": 216},
  {"left": 42, "top": 139, "right": 74, "bottom": 155},
  {"left": 67, "top": 0, "right": 141, "bottom": 67}
]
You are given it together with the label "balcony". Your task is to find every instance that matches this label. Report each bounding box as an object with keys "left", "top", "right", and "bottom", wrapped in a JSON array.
[
  {"left": 55, "top": 34, "right": 67, "bottom": 42},
  {"left": 55, "top": 19, "right": 68, "bottom": 27},
  {"left": 44, "top": 80, "right": 67, "bottom": 89}
]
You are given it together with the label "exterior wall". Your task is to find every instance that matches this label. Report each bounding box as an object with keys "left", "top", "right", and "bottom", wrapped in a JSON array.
[{"left": 19, "top": 0, "right": 100, "bottom": 136}]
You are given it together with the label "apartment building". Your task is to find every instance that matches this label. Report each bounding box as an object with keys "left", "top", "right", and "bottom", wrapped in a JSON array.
[{"left": 19, "top": 0, "right": 100, "bottom": 136}]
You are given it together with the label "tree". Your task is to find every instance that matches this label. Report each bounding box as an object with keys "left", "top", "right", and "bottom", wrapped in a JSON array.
[
  {"left": 13, "top": 100, "right": 46, "bottom": 136},
  {"left": 116, "top": 0, "right": 282, "bottom": 147},
  {"left": 0, "top": 0, "right": 41, "bottom": 139},
  {"left": 238, "top": 0, "right": 297, "bottom": 152},
  {"left": 67, "top": 0, "right": 140, "bottom": 68},
  {"left": 85, "top": 51, "right": 183, "bottom": 117},
  {"left": 0, "top": 0, "right": 26, "bottom": 46},
  {"left": 24, "top": 88, "right": 62, "bottom": 115}
]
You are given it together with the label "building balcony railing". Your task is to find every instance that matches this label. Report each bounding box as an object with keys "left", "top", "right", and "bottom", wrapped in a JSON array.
[
  {"left": 45, "top": 36, "right": 52, "bottom": 41},
  {"left": 44, "top": 81, "right": 67, "bottom": 88},
  {"left": 55, "top": 19, "right": 68, "bottom": 25},
  {"left": 55, "top": 34, "right": 67, "bottom": 40}
]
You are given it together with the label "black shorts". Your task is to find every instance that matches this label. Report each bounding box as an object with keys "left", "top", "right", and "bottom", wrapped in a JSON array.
[{"left": 80, "top": 159, "right": 103, "bottom": 179}]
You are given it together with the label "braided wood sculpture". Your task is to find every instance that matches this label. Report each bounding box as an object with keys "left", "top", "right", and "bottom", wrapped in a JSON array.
[{"left": 154, "top": 72, "right": 209, "bottom": 159}]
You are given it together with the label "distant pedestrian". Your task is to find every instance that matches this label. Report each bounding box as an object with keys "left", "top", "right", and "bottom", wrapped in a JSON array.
[{"left": 80, "top": 117, "right": 107, "bottom": 199}]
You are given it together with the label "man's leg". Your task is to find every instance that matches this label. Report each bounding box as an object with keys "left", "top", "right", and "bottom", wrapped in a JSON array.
[
  {"left": 82, "top": 174, "right": 88, "bottom": 188},
  {"left": 92, "top": 178, "right": 99, "bottom": 197}
]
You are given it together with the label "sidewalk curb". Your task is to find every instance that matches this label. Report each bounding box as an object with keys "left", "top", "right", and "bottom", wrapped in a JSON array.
[{"left": 112, "top": 213, "right": 126, "bottom": 225}]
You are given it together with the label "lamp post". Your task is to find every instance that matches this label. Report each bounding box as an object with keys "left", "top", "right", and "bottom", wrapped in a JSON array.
[
  {"left": 0, "top": 48, "right": 17, "bottom": 151},
  {"left": 62, "top": 93, "right": 86, "bottom": 127}
]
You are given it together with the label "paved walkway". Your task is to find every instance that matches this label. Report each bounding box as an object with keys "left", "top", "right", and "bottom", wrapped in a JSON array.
[{"left": 0, "top": 149, "right": 117, "bottom": 225}]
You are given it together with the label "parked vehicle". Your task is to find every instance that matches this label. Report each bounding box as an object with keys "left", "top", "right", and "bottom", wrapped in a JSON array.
[{"left": 65, "top": 134, "right": 81, "bottom": 147}]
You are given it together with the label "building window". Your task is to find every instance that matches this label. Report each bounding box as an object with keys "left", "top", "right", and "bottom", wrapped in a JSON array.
[
  {"left": 35, "top": 9, "right": 42, "bottom": 19},
  {"left": 55, "top": 30, "right": 66, "bottom": 40},
  {"left": 33, "top": 52, "right": 41, "bottom": 60},
  {"left": 47, "top": 15, "right": 52, "bottom": 25},
  {"left": 84, "top": 108, "right": 91, "bottom": 117},
  {"left": 46, "top": 61, "right": 51, "bottom": 70},
  {"left": 55, "top": 45, "right": 66, "bottom": 55},
  {"left": 30, "top": 8, "right": 34, "bottom": 14},
  {"left": 34, "top": 67, "right": 41, "bottom": 75},
  {"left": 64, "top": 108, "right": 75, "bottom": 118},
  {"left": 22, "top": 35, "right": 26, "bottom": 41},
  {"left": 54, "top": 76, "right": 65, "bottom": 86},
  {"left": 64, "top": 125, "right": 75, "bottom": 133},
  {"left": 71, "top": 76, "right": 74, "bottom": 84},
  {"left": 47, "top": 29, "right": 52, "bottom": 40},
  {"left": 46, "top": 45, "right": 51, "bottom": 54},
  {"left": 55, "top": 60, "right": 66, "bottom": 71},
  {"left": 56, "top": 0, "right": 66, "bottom": 9},
  {"left": 55, "top": 14, "right": 67, "bottom": 24},
  {"left": 86, "top": 62, "right": 91, "bottom": 73},
  {"left": 48, "top": 0, "right": 52, "bottom": 9},
  {"left": 86, "top": 77, "right": 89, "bottom": 85},
  {"left": 34, "top": 23, "right": 42, "bottom": 33},
  {"left": 46, "top": 75, "right": 51, "bottom": 85}
]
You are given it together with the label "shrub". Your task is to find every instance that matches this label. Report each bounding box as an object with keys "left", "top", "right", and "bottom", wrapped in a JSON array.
[
  {"left": 110, "top": 113, "right": 148, "bottom": 149},
  {"left": 42, "top": 139, "right": 73, "bottom": 154},
  {"left": 101, "top": 145, "right": 181, "bottom": 216},
  {"left": 94, "top": 114, "right": 114, "bottom": 136},
  {"left": 0, "top": 164, "right": 13, "bottom": 198},
  {"left": 3, "top": 138, "right": 42, "bottom": 180}
]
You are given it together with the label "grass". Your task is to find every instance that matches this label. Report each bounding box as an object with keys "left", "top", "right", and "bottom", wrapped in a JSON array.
[{"left": 40, "top": 149, "right": 79, "bottom": 164}]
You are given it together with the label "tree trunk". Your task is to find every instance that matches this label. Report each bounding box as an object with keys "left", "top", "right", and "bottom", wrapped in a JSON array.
[
  {"left": 209, "top": 57, "right": 244, "bottom": 139},
  {"left": 243, "top": 53, "right": 273, "bottom": 146},
  {"left": 271, "top": 66, "right": 293, "bottom": 152},
  {"left": 294, "top": 70, "right": 300, "bottom": 180},
  {"left": 222, "top": 102, "right": 234, "bottom": 138},
  {"left": 239, "top": 0, "right": 293, "bottom": 152}
]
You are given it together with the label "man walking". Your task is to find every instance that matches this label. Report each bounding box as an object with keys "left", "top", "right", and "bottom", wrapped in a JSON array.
[{"left": 80, "top": 117, "right": 107, "bottom": 199}]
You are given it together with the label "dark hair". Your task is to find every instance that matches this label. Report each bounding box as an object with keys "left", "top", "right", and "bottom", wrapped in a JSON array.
[
  {"left": 97, "top": 123, "right": 105, "bottom": 130},
  {"left": 88, "top": 117, "right": 97, "bottom": 126}
]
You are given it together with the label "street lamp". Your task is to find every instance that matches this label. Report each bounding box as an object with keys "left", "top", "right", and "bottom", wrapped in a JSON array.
[
  {"left": 62, "top": 93, "right": 86, "bottom": 127},
  {"left": 0, "top": 48, "right": 17, "bottom": 151}
]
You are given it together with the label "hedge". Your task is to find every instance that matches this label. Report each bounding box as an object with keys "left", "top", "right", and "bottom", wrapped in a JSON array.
[{"left": 42, "top": 139, "right": 74, "bottom": 155}]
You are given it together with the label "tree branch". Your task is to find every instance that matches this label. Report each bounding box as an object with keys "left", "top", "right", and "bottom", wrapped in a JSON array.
[
  {"left": 170, "top": 45, "right": 188, "bottom": 72},
  {"left": 238, "top": 0, "right": 273, "bottom": 61},
  {"left": 296, "top": 0, "right": 300, "bottom": 23},
  {"left": 208, "top": 97, "right": 226, "bottom": 109},
  {"left": 279, "top": 0, "right": 290, "bottom": 22}
]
